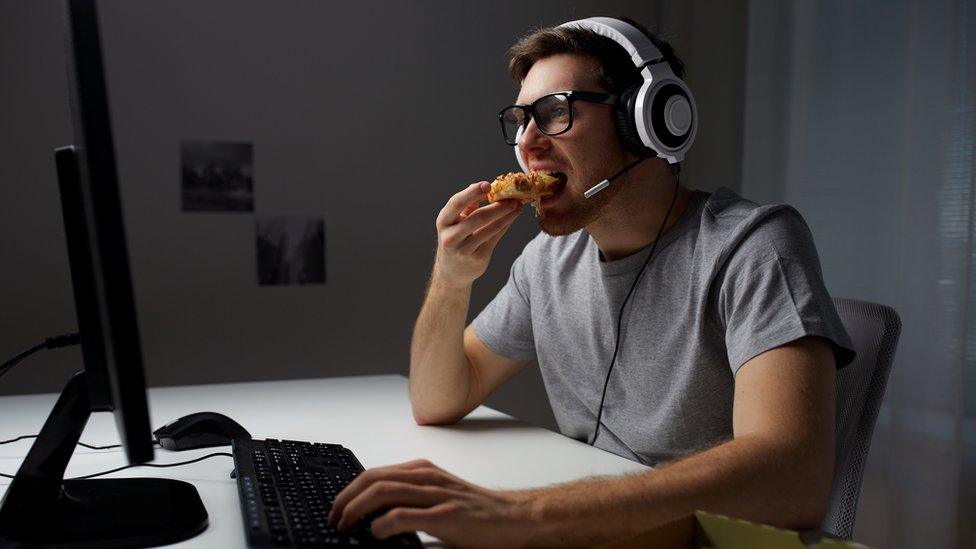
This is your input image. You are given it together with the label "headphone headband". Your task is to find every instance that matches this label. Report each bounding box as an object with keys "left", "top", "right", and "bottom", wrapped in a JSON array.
[{"left": 557, "top": 17, "right": 664, "bottom": 69}]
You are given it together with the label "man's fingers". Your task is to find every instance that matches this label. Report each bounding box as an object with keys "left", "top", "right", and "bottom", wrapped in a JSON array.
[
  {"left": 459, "top": 205, "right": 522, "bottom": 253},
  {"left": 440, "top": 200, "right": 519, "bottom": 251},
  {"left": 459, "top": 198, "right": 485, "bottom": 219},
  {"left": 328, "top": 461, "right": 448, "bottom": 524},
  {"left": 438, "top": 182, "right": 490, "bottom": 228},
  {"left": 335, "top": 482, "right": 451, "bottom": 531},
  {"left": 474, "top": 219, "right": 514, "bottom": 258},
  {"left": 453, "top": 200, "right": 519, "bottom": 235},
  {"left": 370, "top": 504, "right": 456, "bottom": 540}
]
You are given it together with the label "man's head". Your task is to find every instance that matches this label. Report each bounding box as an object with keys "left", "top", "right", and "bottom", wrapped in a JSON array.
[{"left": 505, "top": 18, "right": 685, "bottom": 236}]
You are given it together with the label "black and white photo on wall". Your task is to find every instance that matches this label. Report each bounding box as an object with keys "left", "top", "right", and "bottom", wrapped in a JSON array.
[
  {"left": 180, "top": 140, "right": 254, "bottom": 212},
  {"left": 256, "top": 216, "right": 326, "bottom": 286}
]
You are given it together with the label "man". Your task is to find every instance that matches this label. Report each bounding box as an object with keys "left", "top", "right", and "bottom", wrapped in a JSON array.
[{"left": 328, "top": 18, "right": 855, "bottom": 547}]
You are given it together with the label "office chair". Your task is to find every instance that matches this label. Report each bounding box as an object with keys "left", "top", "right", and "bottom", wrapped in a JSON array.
[{"left": 821, "top": 297, "right": 901, "bottom": 539}]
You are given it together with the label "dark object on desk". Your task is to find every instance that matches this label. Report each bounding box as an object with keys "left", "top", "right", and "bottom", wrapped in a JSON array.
[
  {"left": 0, "top": 1, "right": 209, "bottom": 546},
  {"left": 233, "top": 438, "right": 423, "bottom": 548},
  {"left": 154, "top": 412, "right": 252, "bottom": 451}
]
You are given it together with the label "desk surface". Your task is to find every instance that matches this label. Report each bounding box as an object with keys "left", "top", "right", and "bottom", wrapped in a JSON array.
[{"left": 0, "top": 375, "right": 647, "bottom": 547}]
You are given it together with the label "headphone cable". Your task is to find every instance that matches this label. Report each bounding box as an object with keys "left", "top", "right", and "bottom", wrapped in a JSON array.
[{"left": 590, "top": 166, "right": 681, "bottom": 446}]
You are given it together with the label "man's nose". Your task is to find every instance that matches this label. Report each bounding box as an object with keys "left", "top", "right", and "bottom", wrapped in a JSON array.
[{"left": 517, "top": 117, "right": 550, "bottom": 156}]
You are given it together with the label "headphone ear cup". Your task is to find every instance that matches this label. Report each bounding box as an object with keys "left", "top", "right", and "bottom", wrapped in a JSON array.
[{"left": 614, "top": 85, "right": 655, "bottom": 157}]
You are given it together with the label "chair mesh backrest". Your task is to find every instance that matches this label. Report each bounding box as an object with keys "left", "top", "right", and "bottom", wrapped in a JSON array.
[{"left": 822, "top": 297, "right": 901, "bottom": 539}]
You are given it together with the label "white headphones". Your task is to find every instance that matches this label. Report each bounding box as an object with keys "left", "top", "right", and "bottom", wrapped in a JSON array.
[{"left": 515, "top": 16, "right": 697, "bottom": 170}]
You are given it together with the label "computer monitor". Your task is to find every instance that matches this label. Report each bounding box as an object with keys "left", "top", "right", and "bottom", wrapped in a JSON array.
[
  {"left": 59, "top": 0, "right": 153, "bottom": 465},
  {"left": 0, "top": 0, "right": 208, "bottom": 546}
]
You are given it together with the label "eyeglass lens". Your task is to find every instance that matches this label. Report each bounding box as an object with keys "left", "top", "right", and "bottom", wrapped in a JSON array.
[{"left": 501, "top": 93, "right": 571, "bottom": 144}]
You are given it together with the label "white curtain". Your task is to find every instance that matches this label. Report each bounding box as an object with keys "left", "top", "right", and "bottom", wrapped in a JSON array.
[{"left": 742, "top": 1, "right": 975, "bottom": 547}]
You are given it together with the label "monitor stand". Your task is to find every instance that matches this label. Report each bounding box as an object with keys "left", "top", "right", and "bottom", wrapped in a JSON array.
[{"left": 0, "top": 370, "right": 209, "bottom": 548}]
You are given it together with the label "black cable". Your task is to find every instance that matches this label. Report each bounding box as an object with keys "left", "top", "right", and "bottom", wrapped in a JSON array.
[
  {"left": 78, "top": 441, "right": 122, "bottom": 450},
  {"left": 0, "top": 452, "right": 232, "bottom": 481},
  {"left": 0, "top": 435, "right": 117, "bottom": 449},
  {"left": 70, "top": 451, "right": 233, "bottom": 480},
  {"left": 0, "top": 332, "right": 81, "bottom": 380},
  {"left": 0, "top": 436, "right": 160, "bottom": 450},
  {"left": 0, "top": 343, "right": 46, "bottom": 379},
  {"left": 0, "top": 435, "right": 38, "bottom": 445},
  {"left": 590, "top": 167, "right": 681, "bottom": 446},
  {"left": 43, "top": 333, "right": 82, "bottom": 349}
]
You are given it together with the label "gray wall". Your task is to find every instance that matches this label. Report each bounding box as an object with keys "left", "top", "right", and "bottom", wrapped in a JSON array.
[{"left": 0, "top": 1, "right": 748, "bottom": 432}]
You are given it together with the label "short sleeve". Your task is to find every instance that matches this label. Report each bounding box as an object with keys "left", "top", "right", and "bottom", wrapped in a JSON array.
[
  {"left": 716, "top": 208, "right": 856, "bottom": 375},
  {"left": 471, "top": 252, "right": 537, "bottom": 361}
]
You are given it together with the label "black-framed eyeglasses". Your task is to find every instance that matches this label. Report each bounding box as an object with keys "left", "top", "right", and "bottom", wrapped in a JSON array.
[{"left": 498, "top": 91, "right": 617, "bottom": 146}]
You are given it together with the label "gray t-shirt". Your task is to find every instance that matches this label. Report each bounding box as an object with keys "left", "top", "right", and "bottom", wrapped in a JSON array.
[{"left": 472, "top": 187, "right": 855, "bottom": 466}]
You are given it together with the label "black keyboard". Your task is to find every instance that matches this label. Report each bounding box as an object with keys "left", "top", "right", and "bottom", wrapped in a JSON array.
[{"left": 232, "top": 438, "right": 423, "bottom": 547}]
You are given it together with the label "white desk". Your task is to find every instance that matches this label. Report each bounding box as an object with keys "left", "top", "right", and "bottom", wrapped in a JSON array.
[{"left": 0, "top": 375, "right": 647, "bottom": 547}]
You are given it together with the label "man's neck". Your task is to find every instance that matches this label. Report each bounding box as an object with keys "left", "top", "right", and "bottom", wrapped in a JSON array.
[{"left": 586, "top": 163, "right": 691, "bottom": 262}]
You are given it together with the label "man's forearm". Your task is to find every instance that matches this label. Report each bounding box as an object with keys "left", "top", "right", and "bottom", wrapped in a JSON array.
[
  {"left": 514, "top": 435, "right": 833, "bottom": 547},
  {"left": 409, "top": 270, "right": 475, "bottom": 425}
]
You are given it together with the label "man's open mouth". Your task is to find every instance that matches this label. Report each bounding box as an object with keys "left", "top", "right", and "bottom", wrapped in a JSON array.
[{"left": 542, "top": 172, "right": 568, "bottom": 205}]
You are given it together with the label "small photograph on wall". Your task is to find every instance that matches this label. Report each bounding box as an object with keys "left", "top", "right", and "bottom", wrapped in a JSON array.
[
  {"left": 181, "top": 140, "right": 254, "bottom": 212},
  {"left": 256, "top": 216, "right": 326, "bottom": 286}
]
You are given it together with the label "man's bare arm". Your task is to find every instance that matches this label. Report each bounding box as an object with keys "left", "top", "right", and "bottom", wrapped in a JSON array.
[
  {"left": 409, "top": 290, "right": 527, "bottom": 424},
  {"left": 517, "top": 336, "right": 837, "bottom": 545},
  {"left": 331, "top": 337, "right": 835, "bottom": 546},
  {"left": 409, "top": 182, "right": 527, "bottom": 425}
]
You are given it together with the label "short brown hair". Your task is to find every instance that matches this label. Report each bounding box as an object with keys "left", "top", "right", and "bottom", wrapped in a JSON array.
[{"left": 507, "top": 17, "right": 685, "bottom": 93}]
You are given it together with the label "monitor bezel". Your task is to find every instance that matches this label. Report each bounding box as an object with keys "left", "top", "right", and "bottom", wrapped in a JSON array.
[{"left": 63, "top": 0, "right": 153, "bottom": 464}]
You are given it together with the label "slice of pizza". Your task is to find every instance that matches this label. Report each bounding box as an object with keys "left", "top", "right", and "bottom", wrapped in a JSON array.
[{"left": 487, "top": 171, "right": 560, "bottom": 214}]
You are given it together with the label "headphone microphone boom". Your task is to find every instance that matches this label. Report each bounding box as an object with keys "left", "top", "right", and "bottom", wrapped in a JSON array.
[
  {"left": 583, "top": 155, "right": 653, "bottom": 199},
  {"left": 513, "top": 16, "right": 697, "bottom": 199}
]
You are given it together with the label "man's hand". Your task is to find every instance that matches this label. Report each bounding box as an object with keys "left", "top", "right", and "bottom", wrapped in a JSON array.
[
  {"left": 328, "top": 459, "right": 532, "bottom": 548},
  {"left": 433, "top": 181, "right": 522, "bottom": 287}
]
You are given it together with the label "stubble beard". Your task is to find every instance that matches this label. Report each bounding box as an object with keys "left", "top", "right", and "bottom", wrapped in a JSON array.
[
  {"left": 537, "top": 169, "right": 621, "bottom": 236},
  {"left": 535, "top": 141, "right": 631, "bottom": 236},
  {"left": 537, "top": 189, "right": 607, "bottom": 236}
]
